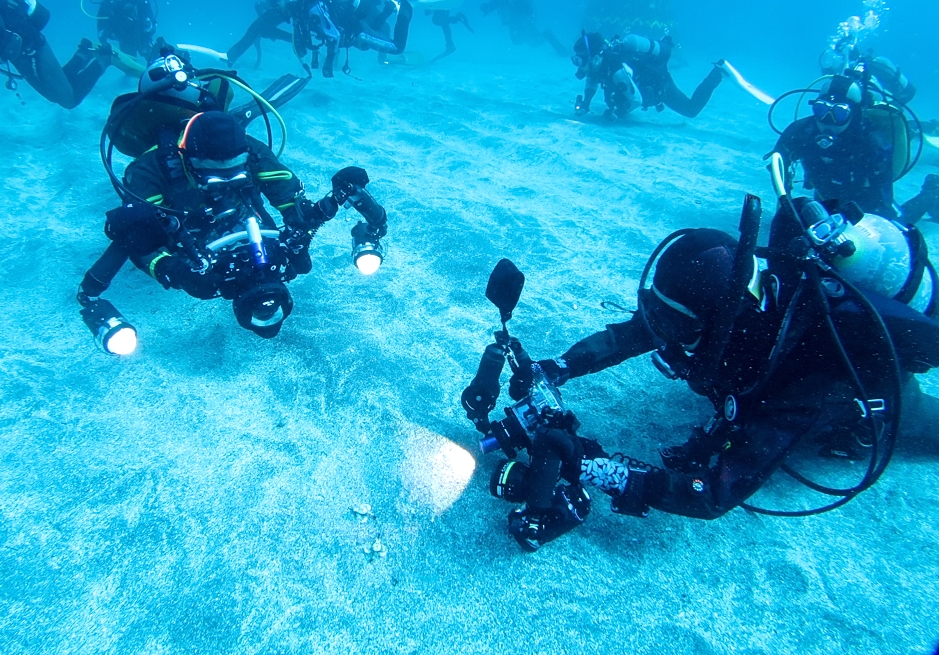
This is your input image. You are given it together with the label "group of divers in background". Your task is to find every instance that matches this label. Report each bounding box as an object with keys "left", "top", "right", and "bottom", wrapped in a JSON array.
[{"left": 2, "top": 0, "right": 939, "bottom": 552}]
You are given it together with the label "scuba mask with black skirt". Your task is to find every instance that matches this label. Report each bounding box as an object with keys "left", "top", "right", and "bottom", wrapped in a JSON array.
[{"left": 638, "top": 286, "right": 706, "bottom": 380}]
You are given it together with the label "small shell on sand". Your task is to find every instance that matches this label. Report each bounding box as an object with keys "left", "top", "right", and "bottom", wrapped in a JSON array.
[
  {"left": 362, "top": 538, "right": 387, "bottom": 558},
  {"left": 352, "top": 503, "right": 372, "bottom": 516}
]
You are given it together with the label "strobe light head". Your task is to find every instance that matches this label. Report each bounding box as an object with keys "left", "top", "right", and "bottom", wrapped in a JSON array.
[
  {"left": 80, "top": 299, "right": 138, "bottom": 356},
  {"left": 351, "top": 222, "right": 385, "bottom": 275}
]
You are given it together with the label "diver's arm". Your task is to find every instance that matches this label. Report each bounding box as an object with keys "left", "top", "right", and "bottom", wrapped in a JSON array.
[
  {"left": 123, "top": 153, "right": 171, "bottom": 206},
  {"left": 559, "top": 313, "right": 657, "bottom": 380},
  {"left": 868, "top": 133, "right": 897, "bottom": 217},
  {"left": 771, "top": 126, "right": 801, "bottom": 192},
  {"left": 511, "top": 314, "right": 656, "bottom": 394},
  {"left": 582, "top": 76, "right": 598, "bottom": 111},
  {"left": 246, "top": 137, "right": 306, "bottom": 227}
]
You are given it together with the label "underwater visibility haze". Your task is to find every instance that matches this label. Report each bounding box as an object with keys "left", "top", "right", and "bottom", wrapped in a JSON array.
[{"left": 1, "top": 0, "right": 938, "bottom": 653}]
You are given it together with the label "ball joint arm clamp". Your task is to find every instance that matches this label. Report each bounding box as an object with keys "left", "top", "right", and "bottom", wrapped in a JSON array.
[{"left": 331, "top": 166, "right": 388, "bottom": 238}]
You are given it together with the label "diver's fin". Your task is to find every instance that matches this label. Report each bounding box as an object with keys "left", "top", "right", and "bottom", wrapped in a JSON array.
[
  {"left": 719, "top": 60, "right": 775, "bottom": 105},
  {"left": 228, "top": 74, "right": 309, "bottom": 127},
  {"left": 430, "top": 46, "right": 456, "bottom": 63},
  {"left": 107, "top": 47, "right": 146, "bottom": 76},
  {"left": 176, "top": 43, "right": 229, "bottom": 62}
]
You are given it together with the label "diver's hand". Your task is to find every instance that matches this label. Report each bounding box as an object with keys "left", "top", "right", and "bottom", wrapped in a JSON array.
[
  {"left": 574, "top": 94, "right": 590, "bottom": 115},
  {"left": 508, "top": 358, "right": 567, "bottom": 401},
  {"left": 922, "top": 174, "right": 939, "bottom": 194},
  {"left": 154, "top": 256, "right": 220, "bottom": 299},
  {"left": 508, "top": 363, "right": 534, "bottom": 401}
]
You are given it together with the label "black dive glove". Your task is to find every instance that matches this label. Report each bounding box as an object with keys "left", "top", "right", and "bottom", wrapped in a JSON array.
[
  {"left": 508, "top": 358, "right": 569, "bottom": 401},
  {"left": 153, "top": 255, "right": 221, "bottom": 300}
]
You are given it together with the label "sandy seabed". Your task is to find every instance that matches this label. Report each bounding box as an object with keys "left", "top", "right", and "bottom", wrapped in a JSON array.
[{"left": 1, "top": 35, "right": 938, "bottom": 655}]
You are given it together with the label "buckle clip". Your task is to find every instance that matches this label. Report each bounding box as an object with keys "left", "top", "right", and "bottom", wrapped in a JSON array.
[{"left": 855, "top": 398, "right": 886, "bottom": 418}]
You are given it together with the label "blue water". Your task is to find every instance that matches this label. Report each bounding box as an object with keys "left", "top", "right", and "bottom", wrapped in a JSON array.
[{"left": 1, "top": 1, "right": 938, "bottom": 653}]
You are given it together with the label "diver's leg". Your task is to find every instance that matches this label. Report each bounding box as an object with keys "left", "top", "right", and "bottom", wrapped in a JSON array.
[
  {"left": 24, "top": 42, "right": 82, "bottom": 108},
  {"left": 354, "top": 0, "right": 412, "bottom": 54},
  {"left": 61, "top": 42, "right": 110, "bottom": 108},
  {"left": 441, "top": 20, "right": 455, "bottom": 51},
  {"left": 543, "top": 29, "right": 568, "bottom": 57},
  {"left": 663, "top": 68, "right": 722, "bottom": 118},
  {"left": 228, "top": 9, "right": 285, "bottom": 64},
  {"left": 391, "top": 0, "right": 413, "bottom": 54}
]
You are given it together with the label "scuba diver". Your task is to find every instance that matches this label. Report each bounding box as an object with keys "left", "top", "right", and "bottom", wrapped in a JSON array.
[
  {"left": 424, "top": 7, "right": 473, "bottom": 61},
  {"left": 290, "top": 0, "right": 413, "bottom": 77},
  {"left": 225, "top": 0, "right": 293, "bottom": 69},
  {"left": 772, "top": 73, "right": 933, "bottom": 221},
  {"left": 479, "top": 0, "right": 567, "bottom": 56},
  {"left": 571, "top": 32, "right": 724, "bottom": 120},
  {"left": 96, "top": 0, "right": 156, "bottom": 62},
  {"left": 0, "top": 0, "right": 111, "bottom": 108},
  {"left": 78, "top": 54, "right": 386, "bottom": 353},
  {"left": 463, "top": 167, "right": 939, "bottom": 551}
]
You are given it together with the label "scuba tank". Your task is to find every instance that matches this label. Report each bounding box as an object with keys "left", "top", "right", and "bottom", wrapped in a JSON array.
[{"left": 799, "top": 199, "right": 936, "bottom": 315}]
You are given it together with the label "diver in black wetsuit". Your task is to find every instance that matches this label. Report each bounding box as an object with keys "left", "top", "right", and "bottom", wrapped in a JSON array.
[
  {"left": 96, "top": 0, "right": 156, "bottom": 61},
  {"left": 480, "top": 0, "right": 566, "bottom": 56},
  {"left": 226, "top": 0, "right": 293, "bottom": 68},
  {"left": 80, "top": 109, "right": 388, "bottom": 347},
  {"left": 0, "top": 0, "right": 111, "bottom": 108},
  {"left": 572, "top": 31, "right": 724, "bottom": 119},
  {"left": 426, "top": 9, "right": 473, "bottom": 60},
  {"left": 467, "top": 198, "right": 939, "bottom": 551},
  {"left": 290, "top": 0, "right": 413, "bottom": 76},
  {"left": 774, "top": 74, "right": 937, "bottom": 222}
]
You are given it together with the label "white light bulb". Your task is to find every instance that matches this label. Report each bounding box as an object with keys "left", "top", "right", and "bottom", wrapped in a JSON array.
[
  {"left": 355, "top": 253, "right": 382, "bottom": 276},
  {"left": 106, "top": 327, "right": 138, "bottom": 356}
]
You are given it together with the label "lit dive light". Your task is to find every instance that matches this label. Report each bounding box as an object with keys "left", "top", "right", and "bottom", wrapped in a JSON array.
[
  {"left": 80, "top": 298, "right": 138, "bottom": 356},
  {"left": 351, "top": 222, "right": 384, "bottom": 275}
]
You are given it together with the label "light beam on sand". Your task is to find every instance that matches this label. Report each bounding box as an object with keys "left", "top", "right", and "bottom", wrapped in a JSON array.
[
  {"left": 722, "top": 60, "right": 776, "bottom": 105},
  {"left": 401, "top": 426, "right": 477, "bottom": 515}
]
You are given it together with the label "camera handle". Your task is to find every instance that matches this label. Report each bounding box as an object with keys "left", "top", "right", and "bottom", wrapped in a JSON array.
[{"left": 158, "top": 209, "right": 210, "bottom": 274}]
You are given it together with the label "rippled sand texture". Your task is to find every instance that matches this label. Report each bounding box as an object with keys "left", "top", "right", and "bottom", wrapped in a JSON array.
[{"left": 0, "top": 38, "right": 937, "bottom": 655}]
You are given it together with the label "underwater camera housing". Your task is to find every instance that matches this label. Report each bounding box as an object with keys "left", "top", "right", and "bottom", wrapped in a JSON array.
[
  {"left": 480, "top": 365, "right": 565, "bottom": 458},
  {"left": 461, "top": 259, "right": 570, "bottom": 458}
]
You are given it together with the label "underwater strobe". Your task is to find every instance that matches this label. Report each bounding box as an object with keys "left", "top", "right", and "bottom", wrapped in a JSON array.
[
  {"left": 330, "top": 167, "right": 387, "bottom": 276},
  {"left": 351, "top": 221, "right": 385, "bottom": 275},
  {"left": 79, "top": 297, "right": 138, "bottom": 356}
]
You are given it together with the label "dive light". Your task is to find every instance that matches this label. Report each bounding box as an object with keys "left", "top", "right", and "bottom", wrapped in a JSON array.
[
  {"left": 351, "top": 222, "right": 384, "bottom": 275},
  {"left": 80, "top": 298, "right": 138, "bottom": 356}
]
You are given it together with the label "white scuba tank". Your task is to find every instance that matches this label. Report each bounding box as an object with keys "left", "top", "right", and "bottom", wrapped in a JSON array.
[{"left": 833, "top": 214, "right": 934, "bottom": 314}]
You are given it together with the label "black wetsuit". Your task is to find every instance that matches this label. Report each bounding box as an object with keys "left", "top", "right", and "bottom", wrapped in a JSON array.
[
  {"left": 82, "top": 136, "right": 311, "bottom": 301},
  {"left": 0, "top": 2, "right": 108, "bottom": 109},
  {"left": 607, "top": 34, "right": 722, "bottom": 118},
  {"left": 774, "top": 116, "right": 896, "bottom": 218},
  {"left": 97, "top": 0, "right": 156, "bottom": 59},
  {"left": 522, "top": 212, "right": 939, "bottom": 520}
]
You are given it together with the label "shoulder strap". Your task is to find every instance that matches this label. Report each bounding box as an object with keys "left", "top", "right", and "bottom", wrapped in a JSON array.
[{"left": 894, "top": 225, "right": 928, "bottom": 305}]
